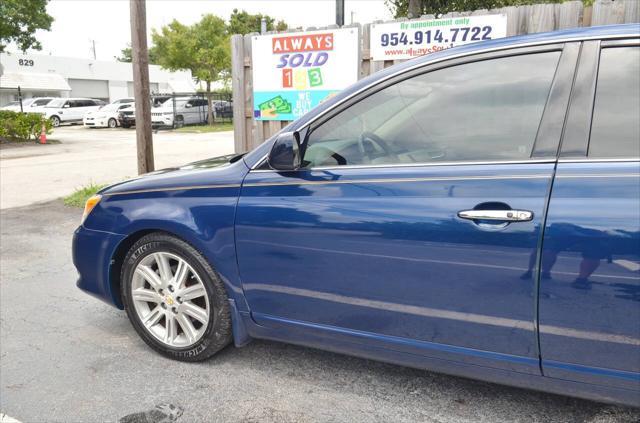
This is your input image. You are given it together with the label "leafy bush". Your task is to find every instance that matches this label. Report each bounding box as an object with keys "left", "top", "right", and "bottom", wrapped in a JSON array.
[{"left": 0, "top": 110, "right": 53, "bottom": 142}]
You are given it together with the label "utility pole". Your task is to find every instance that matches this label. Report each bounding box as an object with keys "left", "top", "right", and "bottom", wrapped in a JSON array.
[
  {"left": 129, "top": 0, "right": 154, "bottom": 174},
  {"left": 18, "top": 86, "right": 23, "bottom": 113},
  {"left": 408, "top": 0, "right": 421, "bottom": 18},
  {"left": 336, "top": 0, "right": 344, "bottom": 26}
]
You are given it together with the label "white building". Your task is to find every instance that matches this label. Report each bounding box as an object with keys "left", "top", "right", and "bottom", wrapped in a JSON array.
[{"left": 0, "top": 52, "right": 196, "bottom": 106}]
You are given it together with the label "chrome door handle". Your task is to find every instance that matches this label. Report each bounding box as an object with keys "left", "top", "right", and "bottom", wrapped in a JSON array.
[{"left": 457, "top": 209, "right": 533, "bottom": 222}]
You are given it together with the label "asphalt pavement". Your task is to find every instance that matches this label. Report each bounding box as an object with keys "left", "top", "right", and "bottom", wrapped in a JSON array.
[{"left": 1, "top": 201, "right": 639, "bottom": 423}]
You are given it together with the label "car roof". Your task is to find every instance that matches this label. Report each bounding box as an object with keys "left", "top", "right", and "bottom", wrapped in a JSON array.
[
  {"left": 291, "top": 24, "right": 639, "bottom": 129},
  {"left": 393, "top": 23, "right": 638, "bottom": 73}
]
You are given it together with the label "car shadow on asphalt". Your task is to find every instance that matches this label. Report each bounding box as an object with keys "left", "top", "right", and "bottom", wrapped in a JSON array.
[{"left": 193, "top": 337, "right": 638, "bottom": 422}]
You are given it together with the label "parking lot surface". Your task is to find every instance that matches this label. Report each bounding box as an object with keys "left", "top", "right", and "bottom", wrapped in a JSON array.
[
  {"left": 0, "top": 126, "right": 234, "bottom": 209},
  {"left": 1, "top": 201, "right": 639, "bottom": 423}
]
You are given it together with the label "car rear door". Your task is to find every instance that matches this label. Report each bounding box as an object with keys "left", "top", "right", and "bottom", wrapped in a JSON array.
[
  {"left": 70, "top": 100, "right": 89, "bottom": 120},
  {"left": 83, "top": 100, "right": 100, "bottom": 118},
  {"left": 539, "top": 40, "right": 640, "bottom": 392},
  {"left": 236, "top": 43, "right": 579, "bottom": 373},
  {"left": 183, "top": 99, "right": 205, "bottom": 124}
]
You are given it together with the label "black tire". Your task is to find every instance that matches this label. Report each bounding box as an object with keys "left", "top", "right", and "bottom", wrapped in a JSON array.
[
  {"left": 50, "top": 116, "right": 60, "bottom": 127},
  {"left": 174, "top": 115, "right": 184, "bottom": 129},
  {"left": 108, "top": 118, "right": 117, "bottom": 128},
  {"left": 121, "top": 232, "right": 232, "bottom": 361},
  {"left": 121, "top": 123, "right": 131, "bottom": 129}
]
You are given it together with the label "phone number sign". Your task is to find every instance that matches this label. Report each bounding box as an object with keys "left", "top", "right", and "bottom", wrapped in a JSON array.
[
  {"left": 252, "top": 28, "right": 359, "bottom": 121},
  {"left": 370, "top": 15, "right": 507, "bottom": 61}
]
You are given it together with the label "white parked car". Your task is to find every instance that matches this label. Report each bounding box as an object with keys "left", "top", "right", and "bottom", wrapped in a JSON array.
[
  {"left": 0, "top": 97, "right": 56, "bottom": 112},
  {"left": 151, "top": 97, "right": 208, "bottom": 127},
  {"left": 83, "top": 101, "right": 134, "bottom": 128},
  {"left": 42, "top": 98, "right": 105, "bottom": 127}
]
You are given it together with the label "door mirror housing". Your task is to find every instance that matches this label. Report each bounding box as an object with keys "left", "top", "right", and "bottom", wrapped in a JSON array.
[
  {"left": 63, "top": 103, "right": 70, "bottom": 108},
  {"left": 185, "top": 103, "right": 192, "bottom": 108},
  {"left": 268, "top": 131, "right": 302, "bottom": 171}
]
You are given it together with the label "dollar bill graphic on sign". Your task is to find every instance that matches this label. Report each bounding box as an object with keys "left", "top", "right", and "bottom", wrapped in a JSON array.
[{"left": 258, "top": 95, "right": 292, "bottom": 115}]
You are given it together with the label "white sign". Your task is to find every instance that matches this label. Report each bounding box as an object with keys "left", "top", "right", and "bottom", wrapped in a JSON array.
[
  {"left": 370, "top": 15, "right": 507, "bottom": 61},
  {"left": 252, "top": 27, "right": 359, "bottom": 121}
]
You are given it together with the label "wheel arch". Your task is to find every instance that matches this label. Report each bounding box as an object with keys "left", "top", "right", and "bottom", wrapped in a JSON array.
[
  {"left": 109, "top": 229, "right": 156, "bottom": 309},
  {"left": 109, "top": 226, "right": 251, "bottom": 347},
  {"left": 108, "top": 226, "right": 245, "bottom": 312}
]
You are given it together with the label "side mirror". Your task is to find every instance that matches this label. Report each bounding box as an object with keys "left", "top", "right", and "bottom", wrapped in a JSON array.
[
  {"left": 185, "top": 103, "right": 192, "bottom": 108},
  {"left": 268, "top": 131, "right": 302, "bottom": 171},
  {"left": 63, "top": 104, "right": 70, "bottom": 108}
]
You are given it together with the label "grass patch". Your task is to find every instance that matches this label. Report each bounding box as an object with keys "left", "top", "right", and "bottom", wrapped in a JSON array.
[
  {"left": 63, "top": 183, "right": 108, "bottom": 208},
  {"left": 174, "top": 122, "right": 233, "bottom": 133}
]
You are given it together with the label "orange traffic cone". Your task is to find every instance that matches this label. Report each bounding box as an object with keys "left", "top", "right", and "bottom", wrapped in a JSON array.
[{"left": 39, "top": 120, "right": 47, "bottom": 144}]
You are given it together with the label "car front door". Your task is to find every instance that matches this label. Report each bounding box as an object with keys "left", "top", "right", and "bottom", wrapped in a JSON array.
[
  {"left": 60, "top": 100, "right": 76, "bottom": 121},
  {"left": 236, "top": 44, "right": 579, "bottom": 373},
  {"left": 539, "top": 40, "right": 640, "bottom": 392}
]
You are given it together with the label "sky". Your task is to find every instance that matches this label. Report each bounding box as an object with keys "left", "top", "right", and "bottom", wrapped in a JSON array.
[{"left": 11, "top": 0, "right": 393, "bottom": 61}]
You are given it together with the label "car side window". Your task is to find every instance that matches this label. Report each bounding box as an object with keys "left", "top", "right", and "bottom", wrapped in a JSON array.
[
  {"left": 303, "top": 52, "right": 560, "bottom": 168},
  {"left": 588, "top": 46, "right": 640, "bottom": 158}
]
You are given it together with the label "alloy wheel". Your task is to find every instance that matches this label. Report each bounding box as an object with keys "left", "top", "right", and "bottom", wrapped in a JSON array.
[{"left": 131, "top": 252, "right": 210, "bottom": 348}]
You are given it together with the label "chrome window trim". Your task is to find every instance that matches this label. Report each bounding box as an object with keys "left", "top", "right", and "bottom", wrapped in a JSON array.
[
  {"left": 555, "top": 173, "right": 640, "bottom": 178},
  {"left": 251, "top": 32, "right": 639, "bottom": 171},
  {"left": 250, "top": 159, "right": 557, "bottom": 174},
  {"left": 558, "top": 158, "right": 640, "bottom": 163},
  {"left": 601, "top": 39, "right": 640, "bottom": 47},
  {"left": 243, "top": 174, "right": 551, "bottom": 188}
]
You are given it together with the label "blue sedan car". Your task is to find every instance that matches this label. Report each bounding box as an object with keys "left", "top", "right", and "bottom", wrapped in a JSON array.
[{"left": 73, "top": 25, "right": 640, "bottom": 406}]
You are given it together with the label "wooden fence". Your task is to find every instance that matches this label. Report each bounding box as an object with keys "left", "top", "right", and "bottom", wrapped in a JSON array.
[{"left": 231, "top": 0, "right": 639, "bottom": 153}]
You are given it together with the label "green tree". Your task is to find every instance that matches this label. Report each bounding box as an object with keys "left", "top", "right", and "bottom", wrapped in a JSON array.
[
  {"left": 115, "top": 43, "right": 159, "bottom": 64},
  {"left": 386, "top": 0, "right": 563, "bottom": 18},
  {"left": 151, "top": 15, "right": 229, "bottom": 125},
  {"left": 228, "top": 8, "right": 287, "bottom": 35},
  {"left": 0, "top": 0, "right": 53, "bottom": 53}
]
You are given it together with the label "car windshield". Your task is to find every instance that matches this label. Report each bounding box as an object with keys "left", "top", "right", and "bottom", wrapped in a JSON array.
[
  {"left": 46, "top": 99, "right": 67, "bottom": 108},
  {"left": 2, "top": 101, "right": 19, "bottom": 107}
]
